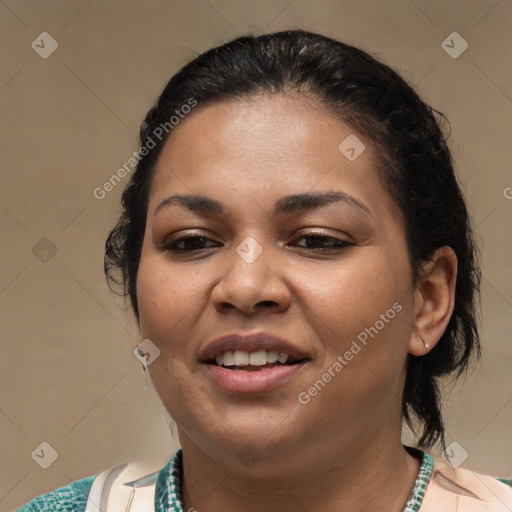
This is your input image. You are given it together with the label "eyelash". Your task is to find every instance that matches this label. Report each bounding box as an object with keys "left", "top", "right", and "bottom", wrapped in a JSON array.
[{"left": 158, "top": 232, "right": 353, "bottom": 253}]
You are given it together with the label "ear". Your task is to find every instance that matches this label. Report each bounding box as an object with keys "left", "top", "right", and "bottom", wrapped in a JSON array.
[{"left": 408, "top": 246, "right": 458, "bottom": 356}]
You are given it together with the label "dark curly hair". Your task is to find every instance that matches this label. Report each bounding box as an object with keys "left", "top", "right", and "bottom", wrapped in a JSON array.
[{"left": 104, "top": 29, "right": 481, "bottom": 450}]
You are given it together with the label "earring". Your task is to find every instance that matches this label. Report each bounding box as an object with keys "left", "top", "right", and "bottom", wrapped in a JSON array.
[
  {"left": 142, "top": 364, "right": 149, "bottom": 388},
  {"left": 135, "top": 343, "right": 150, "bottom": 389},
  {"left": 420, "top": 336, "right": 430, "bottom": 349}
]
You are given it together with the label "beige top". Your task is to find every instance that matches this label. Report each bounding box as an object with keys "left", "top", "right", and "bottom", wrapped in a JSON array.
[
  {"left": 85, "top": 453, "right": 512, "bottom": 512},
  {"left": 420, "top": 456, "right": 512, "bottom": 511}
]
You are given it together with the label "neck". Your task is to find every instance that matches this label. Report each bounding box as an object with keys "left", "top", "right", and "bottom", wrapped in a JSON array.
[{"left": 178, "top": 434, "right": 422, "bottom": 512}]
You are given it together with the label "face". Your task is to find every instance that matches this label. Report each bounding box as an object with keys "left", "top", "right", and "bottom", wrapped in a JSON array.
[{"left": 136, "top": 94, "right": 418, "bottom": 472}]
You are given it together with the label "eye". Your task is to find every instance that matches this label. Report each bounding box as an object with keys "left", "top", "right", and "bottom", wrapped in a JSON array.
[
  {"left": 156, "top": 231, "right": 353, "bottom": 254},
  {"left": 289, "top": 232, "right": 354, "bottom": 251},
  {"left": 158, "top": 234, "right": 222, "bottom": 253}
]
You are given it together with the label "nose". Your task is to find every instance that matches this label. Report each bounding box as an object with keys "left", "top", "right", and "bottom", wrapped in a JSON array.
[{"left": 210, "top": 239, "right": 291, "bottom": 316}]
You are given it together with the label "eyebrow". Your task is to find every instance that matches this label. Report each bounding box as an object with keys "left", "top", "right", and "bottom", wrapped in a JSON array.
[{"left": 154, "top": 191, "right": 371, "bottom": 217}]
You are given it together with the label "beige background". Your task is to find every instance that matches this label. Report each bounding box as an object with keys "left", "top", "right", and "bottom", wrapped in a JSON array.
[{"left": 1, "top": 0, "right": 511, "bottom": 509}]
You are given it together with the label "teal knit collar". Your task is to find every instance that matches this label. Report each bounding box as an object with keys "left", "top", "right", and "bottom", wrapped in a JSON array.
[{"left": 154, "top": 448, "right": 434, "bottom": 512}]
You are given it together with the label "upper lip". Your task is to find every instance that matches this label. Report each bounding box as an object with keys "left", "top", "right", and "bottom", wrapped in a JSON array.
[{"left": 198, "top": 331, "right": 310, "bottom": 363}]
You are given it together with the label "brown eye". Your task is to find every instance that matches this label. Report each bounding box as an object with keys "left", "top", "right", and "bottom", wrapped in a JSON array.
[
  {"left": 290, "top": 233, "right": 353, "bottom": 250},
  {"left": 160, "top": 235, "right": 222, "bottom": 252}
]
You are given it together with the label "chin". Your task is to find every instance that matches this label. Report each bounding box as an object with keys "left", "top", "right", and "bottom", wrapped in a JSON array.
[{"left": 201, "top": 408, "right": 304, "bottom": 451}]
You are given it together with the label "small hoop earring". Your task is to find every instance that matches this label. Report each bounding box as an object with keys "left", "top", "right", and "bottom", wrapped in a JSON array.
[
  {"left": 142, "top": 364, "right": 149, "bottom": 388},
  {"left": 136, "top": 344, "right": 150, "bottom": 388}
]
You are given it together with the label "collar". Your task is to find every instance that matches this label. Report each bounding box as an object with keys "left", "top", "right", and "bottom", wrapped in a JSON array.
[
  {"left": 155, "top": 449, "right": 185, "bottom": 512},
  {"left": 153, "top": 448, "right": 434, "bottom": 512}
]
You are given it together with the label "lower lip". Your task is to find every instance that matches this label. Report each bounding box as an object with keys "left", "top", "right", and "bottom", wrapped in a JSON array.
[{"left": 204, "top": 363, "right": 306, "bottom": 393}]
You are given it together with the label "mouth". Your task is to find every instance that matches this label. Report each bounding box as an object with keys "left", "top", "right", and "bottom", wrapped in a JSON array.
[
  {"left": 211, "top": 349, "right": 309, "bottom": 372},
  {"left": 202, "top": 348, "right": 310, "bottom": 393},
  {"left": 198, "top": 331, "right": 311, "bottom": 393}
]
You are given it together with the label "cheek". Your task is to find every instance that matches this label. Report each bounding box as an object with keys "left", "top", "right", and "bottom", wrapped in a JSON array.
[
  {"left": 299, "top": 262, "right": 412, "bottom": 419},
  {"left": 136, "top": 256, "right": 203, "bottom": 337},
  {"left": 137, "top": 258, "right": 206, "bottom": 417},
  {"left": 300, "top": 249, "right": 410, "bottom": 343}
]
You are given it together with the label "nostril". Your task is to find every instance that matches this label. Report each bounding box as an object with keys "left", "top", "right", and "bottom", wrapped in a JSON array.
[{"left": 258, "top": 300, "right": 278, "bottom": 307}]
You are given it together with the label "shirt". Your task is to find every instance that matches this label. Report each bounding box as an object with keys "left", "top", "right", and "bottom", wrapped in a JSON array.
[{"left": 15, "top": 448, "right": 512, "bottom": 511}]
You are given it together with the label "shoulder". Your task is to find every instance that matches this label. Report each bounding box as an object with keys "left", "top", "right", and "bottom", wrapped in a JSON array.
[
  {"left": 421, "top": 455, "right": 512, "bottom": 511},
  {"left": 15, "top": 474, "right": 97, "bottom": 512}
]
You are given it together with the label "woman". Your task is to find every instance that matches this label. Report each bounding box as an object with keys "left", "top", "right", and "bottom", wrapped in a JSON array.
[{"left": 17, "top": 30, "right": 511, "bottom": 512}]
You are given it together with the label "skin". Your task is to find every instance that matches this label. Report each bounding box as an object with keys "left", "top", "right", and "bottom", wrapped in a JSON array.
[{"left": 136, "top": 94, "right": 457, "bottom": 512}]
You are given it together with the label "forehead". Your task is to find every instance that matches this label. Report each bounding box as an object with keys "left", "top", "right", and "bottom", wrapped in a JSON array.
[
  {"left": 154, "top": 94, "right": 360, "bottom": 176},
  {"left": 148, "top": 94, "right": 400, "bottom": 223}
]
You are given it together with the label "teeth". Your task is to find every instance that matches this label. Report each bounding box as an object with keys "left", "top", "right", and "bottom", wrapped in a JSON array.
[
  {"left": 278, "top": 353, "right": 289, "bottom": 363},
  {"left": 233, "top": 350, "right": 249, "bottom": 366},
  {"left": 214, "top": 349, "right": 294, "bottom": 367},
  {"left": 223, "top": 351, "right": 234, "bottom": 366},
  {"left": 249, "top": 350, "right": 267, "bottom": 366},
  {"left": 267, "top": 350, "right": 279, "bottom": 363}
]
